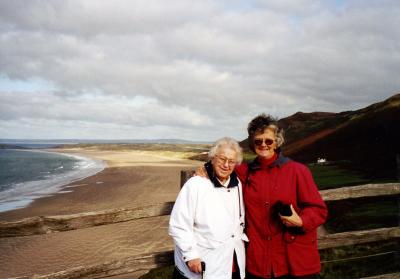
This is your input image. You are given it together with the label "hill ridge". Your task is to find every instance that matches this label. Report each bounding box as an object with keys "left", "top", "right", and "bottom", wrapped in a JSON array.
[{"left": 242, "top": 93, "right": 400, "bottom": 178}]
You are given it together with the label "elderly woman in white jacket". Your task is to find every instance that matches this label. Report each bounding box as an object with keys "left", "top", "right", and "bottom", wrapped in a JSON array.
[{"left": 169, "top": 137, "right": 247, "bottom": 279}]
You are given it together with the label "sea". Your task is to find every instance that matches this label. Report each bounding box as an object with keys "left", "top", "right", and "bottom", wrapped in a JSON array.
[{"left": 0, "top": 144, "right": 105, "bottom": 213}]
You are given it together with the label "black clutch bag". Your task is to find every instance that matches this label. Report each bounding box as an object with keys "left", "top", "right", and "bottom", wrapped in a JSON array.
[
  {"left": 273, "top": 201, "right": 305, "bottom": 235},
  {"left": 274, "top": 201, "right": 292, "bottom": 216}
]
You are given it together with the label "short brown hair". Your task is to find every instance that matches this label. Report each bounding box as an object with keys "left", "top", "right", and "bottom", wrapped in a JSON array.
[{"left": 247, "top": 113, "right": 285, "bottom": 152}]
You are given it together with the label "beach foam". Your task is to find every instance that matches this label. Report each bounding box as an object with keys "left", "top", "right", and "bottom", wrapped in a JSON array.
[{"left": 0, "top": 150, "right": 105, "bottom": 213}]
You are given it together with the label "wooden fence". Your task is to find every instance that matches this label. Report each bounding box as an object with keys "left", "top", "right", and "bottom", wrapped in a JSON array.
[
  {"left": 1, "top": 183, "right": 398, "bottom": 238},
  {"left": 1, "top": 179, "right": 399, "bottom": 278}
]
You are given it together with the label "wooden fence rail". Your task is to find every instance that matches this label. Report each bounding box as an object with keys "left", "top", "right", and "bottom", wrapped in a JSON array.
[
  {"left": 320, "top": 183, "right": 400, "bottom": 201},
  {"left": 360, "top": 273, "right": 400, "bottom": 279},
  {"left": 0, "top": 203, "right": 174, "bottom": 238},
  {"left": 11, "top": 226, "right": 400, "bottom": 279},
  {"left": 12, "top": 250, "right": 175, "bottom": 279},
  {"left": 317, "top": 226, "right": 400, "bottom": 250},
  {"left": 1, "top": 183, "right": 399, "bottom": 238}
]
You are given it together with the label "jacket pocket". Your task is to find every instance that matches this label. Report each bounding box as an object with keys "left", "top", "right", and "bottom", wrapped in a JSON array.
[{"left": 285, "top": 231, "right": 321, "bottom": 275}]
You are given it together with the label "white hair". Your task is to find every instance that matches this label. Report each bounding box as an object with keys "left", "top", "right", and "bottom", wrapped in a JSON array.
[{"left": 208, "top": 137, "right": 243, "bottom": 164}]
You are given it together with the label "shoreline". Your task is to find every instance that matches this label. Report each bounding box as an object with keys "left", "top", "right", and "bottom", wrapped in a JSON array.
[
  {"left": 0, "top": 146, "right": 202, "bottom": 278},
  {"left": 0, "top": 148, "right": 106, "bottom": 214},
  {"left": 0, "top": 147, "right": 202, "bottom": 221}
]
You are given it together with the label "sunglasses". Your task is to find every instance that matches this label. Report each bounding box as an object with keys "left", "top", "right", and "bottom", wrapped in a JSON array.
[{"left": 254, "top": 138, "right": 275, "bottom": 146}]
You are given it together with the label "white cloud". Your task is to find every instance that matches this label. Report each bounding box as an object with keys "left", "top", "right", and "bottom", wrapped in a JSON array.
[{"left": 0, "top": 0, "right": 399, "bottom": 141}]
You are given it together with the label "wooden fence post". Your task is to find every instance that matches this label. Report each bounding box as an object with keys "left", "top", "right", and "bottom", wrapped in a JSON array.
[
  {"left": 180, "top": 169, "right": 195, "bottom": 188},
  {"left": 397, "top": 154, "right": 400, "bottom": 226}
]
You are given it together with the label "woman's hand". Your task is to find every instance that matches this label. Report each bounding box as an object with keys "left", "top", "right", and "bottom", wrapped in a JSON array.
[
  {"left": 280, "top": 204, "right": 303, "bottom": 227},
  {"left": 195, "top": 166, "right": 208, "bottom": 178},
  {"left": 187, "top": 258, "right": 203, "bottom": 273}
]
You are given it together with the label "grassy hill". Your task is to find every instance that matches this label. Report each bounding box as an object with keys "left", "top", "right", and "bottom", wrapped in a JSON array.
[{"left": 241, "top": 93, "right": 400, "bottom": 179}]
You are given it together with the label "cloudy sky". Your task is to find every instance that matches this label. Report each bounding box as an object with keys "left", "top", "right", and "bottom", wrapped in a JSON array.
[{"left": 0, "top": 0, "right": 399, "bottom": 142}]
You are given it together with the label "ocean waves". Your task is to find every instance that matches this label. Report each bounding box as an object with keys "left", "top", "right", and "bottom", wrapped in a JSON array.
[{"left": 0, "top": 150, "right": 105, "bottom": 213}]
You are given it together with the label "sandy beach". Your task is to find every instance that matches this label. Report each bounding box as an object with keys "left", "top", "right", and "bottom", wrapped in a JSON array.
[{"left": 0, "top": 147, "right": 203, "bottom": 278}]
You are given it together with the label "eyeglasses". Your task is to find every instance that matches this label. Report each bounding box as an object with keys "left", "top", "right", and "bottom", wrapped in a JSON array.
[
  {"left": 215, "top": 155, "right": 236, "bottom": 167},
  {"left": 254, "top": 138, "right": 275, "bottom": 146}
]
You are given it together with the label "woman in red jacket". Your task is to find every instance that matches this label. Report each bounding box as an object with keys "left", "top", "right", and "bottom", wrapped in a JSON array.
[{"left": 235, "top": 114, "right": 328, "bottom": 279}]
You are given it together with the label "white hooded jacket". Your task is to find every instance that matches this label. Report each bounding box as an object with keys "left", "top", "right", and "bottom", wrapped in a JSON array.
[{"left": 169, "top": 175, "right": 247, "bottom": 279}]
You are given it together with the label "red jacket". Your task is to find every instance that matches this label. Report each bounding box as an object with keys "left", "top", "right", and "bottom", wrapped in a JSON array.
[{"left": 236, "top": 154, "right": 328, "bottom": 278}]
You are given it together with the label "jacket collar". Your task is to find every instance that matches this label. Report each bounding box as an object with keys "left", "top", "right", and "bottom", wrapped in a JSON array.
[
  {"left": 204, "top": 161, "right": 239, "bottom": 188},
  {"left": 248, "top": 152, "right": 290, "bottom": 172}
]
